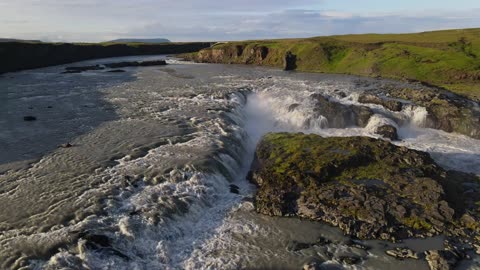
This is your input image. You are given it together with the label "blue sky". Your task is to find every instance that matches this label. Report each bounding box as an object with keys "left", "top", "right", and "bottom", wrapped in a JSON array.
[{"left": 0, "top": 0, "right": 479, "bottom": 42}]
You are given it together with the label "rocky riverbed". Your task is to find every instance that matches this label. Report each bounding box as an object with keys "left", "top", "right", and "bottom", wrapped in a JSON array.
[{"left": 0, "top": 56, "right": 479, "bottom": 269}]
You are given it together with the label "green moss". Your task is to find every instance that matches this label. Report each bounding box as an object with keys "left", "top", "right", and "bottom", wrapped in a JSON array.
[
  {"left": 257, "top": 133, "right": 435, "bottom": 186},
  {"left": 402, "top": 216, "right": 433, "bottom": 231}
]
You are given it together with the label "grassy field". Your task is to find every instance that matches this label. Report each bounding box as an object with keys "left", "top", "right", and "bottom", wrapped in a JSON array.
[{"left": 193, "top": 28, "right": 480, "bottom": 100}]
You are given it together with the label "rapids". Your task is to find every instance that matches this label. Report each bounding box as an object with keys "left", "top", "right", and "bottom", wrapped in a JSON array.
[{"left": 0, "top": 56, "right": 478, "bottom": 270}]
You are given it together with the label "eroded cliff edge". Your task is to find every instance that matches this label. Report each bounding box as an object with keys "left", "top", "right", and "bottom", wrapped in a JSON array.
[
  {"left": 182, "top": 28, "right": 480, "bottom": 101},
  {"left": 0, "top": 41, "right": 210, "bottom": 74}
]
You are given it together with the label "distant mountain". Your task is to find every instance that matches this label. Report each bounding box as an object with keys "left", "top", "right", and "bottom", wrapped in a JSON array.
[
  {"left": 0, "top": 38, "right": 42, "bottom": 43},
  {"left": 106, "top": 38, "right": 171, "bottom": 44}
]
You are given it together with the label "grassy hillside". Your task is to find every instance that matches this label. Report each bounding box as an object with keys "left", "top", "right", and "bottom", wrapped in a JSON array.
[
  {"left": 0, "top": 41, "right": 211, "bottom": 74},
  {"left": 188, "top": 28, "right": 480, "bottom": 100}
]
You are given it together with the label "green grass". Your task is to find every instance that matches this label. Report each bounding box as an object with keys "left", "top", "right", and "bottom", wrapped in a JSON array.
[{"left": 195, "top": 28, "right": 480, "bottom": 100}]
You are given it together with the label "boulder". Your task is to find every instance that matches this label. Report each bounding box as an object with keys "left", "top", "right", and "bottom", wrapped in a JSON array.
[
  {"left": 303, "top": 258, "right": 324, "bottom": 270},
  {"left": 249, "top": 133, "right": 480, "bottom": 242},
  {"left": 358, "top": 93, "right": 403, "bottom": 112},
  {"left": 424, "top": 250, "right": 458, "bottom": 270},
  {"left": 375, "top": 125, "right": 399, "bottom": 140},
  {"left": 386, "top": 248, "right": 420, "bottom": 260},
  {"left": 310, "top": 94, "right": 373, "bottom": 128}
]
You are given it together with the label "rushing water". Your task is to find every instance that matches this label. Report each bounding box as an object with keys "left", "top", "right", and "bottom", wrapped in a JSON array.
[{"left": 0, "top": 56, "right": 479, "bottom": 270}]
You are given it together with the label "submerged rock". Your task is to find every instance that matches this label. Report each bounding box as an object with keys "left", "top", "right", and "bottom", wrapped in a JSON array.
[
  {"left": 425, "top": 250, "right": 459, "bottom": 270},
  {"left": 358, "top": 93, "right": 403, "bottom": 112},
  {"left": 229, "top": 184, "right": 240, "bottom": 194},
  {"left": 310, "top": 93, "right": 373, "bottom": 128},
  {"left": 23, "top": 116, "right": 37, "bottom": 121},
  {"left": 387, "top": 87, "right": 480, "bottom": 139},
  {"left": 249, "top": 133, "right": 480, "bottom": 243},
  {"left": 386, "top": 248, "right": 420, "bottom": 260},
  {"left": 63, "top": 64, "right": 105, "bottom": 73},
  {"left": 302, "top": 258, "right": 324, "bottom": 270},
  {"left": 337, "top": 255, "right": 361, "bottom": 265},
  {"left": 104, "top": 60, "right": 167, "bottom": 68},
  {"left": 59, "top": 143, "right": 73, "bottom": 148},
  {"left": 375, "top": 124, "right": 399, "bottom": 140}
]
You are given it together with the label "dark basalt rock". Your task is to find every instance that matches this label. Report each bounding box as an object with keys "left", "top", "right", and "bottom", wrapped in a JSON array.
[
  {"left": 375, "top": 124, "right": 399, "bottom": 140},
  {"left": 108, "top": 69, "right": 126, "bottom": 73},
  {"left": 105, "top": 60, "right": 167, "bottom": 68},
  {"left": 309, "top": 93, "right": 373, "bottom": 128},
  {"left": 229, "top": 184, "right": 240, "bottom": 194},
  {"left": 64, "top": 64, "right": 105, "bottom": 73},
  {"left": 337, "top": 255, "right": 361, "bottom": 265},
  {"left": 284, "top": 51, "right": 297, "bottom": 71},
  {"left": 302, "top": 258, "right": 324, "bottom": 270},
  {"left": 387, "top": 87, "right": 480, "bottom": 139},
  {"left": 358, "top": 93, "right": 403, "bottom": 112},
  {"left": 250, "top": 133, "right": 480, "bottom": 245}
]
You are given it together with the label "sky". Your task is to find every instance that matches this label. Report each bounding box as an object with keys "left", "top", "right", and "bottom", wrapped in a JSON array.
[{"left": 0, "top": 0, "right": 479, "bottom": 42}]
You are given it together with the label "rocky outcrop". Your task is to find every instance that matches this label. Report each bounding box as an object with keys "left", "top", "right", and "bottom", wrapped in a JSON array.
[
  {"left": 196, "top": 45, "right": 271, "bottom": 65},
  {"left": 388, "top": 87, "right": 480, "bottom": 139},
  {"left": 424, "top": 250, "right": 459, "bottom": 270},
  {"left": 358, "top": 87, "right": 480, "bottom": 140},
  {"left": 309, "top": 94, "right": 373, "bottom": 128},
  {"left": 358, "top": 93, "right": 403, "bottom": 112},
  {"left": 0, "top": 42, "right": 209, "bottom": 74},
  {"left": 249, "top": 133, "right": 480, "bottom": 244},
  {"left": 375, "top": 125, "right": 399, "bottom": 140}
]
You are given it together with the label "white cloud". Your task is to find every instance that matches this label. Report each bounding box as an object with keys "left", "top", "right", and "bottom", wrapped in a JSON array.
[{"left": 0, "top": 1, "right": 479, "bottom": 42}]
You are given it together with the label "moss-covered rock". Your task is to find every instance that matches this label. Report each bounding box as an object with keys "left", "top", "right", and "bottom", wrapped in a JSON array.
[
  {"left": 388, "top": 87, "right": 480, "bottom": 139},
  {"left": 249, "top": 133, "right": 480, "bottom": 243}
]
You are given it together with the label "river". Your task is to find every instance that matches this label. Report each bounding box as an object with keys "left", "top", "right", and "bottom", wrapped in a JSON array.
[{"left": 0, "top": 56, "right": 479, "bottom": 269}]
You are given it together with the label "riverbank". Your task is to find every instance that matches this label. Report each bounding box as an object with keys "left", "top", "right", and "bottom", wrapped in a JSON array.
[
  {"left": 182, "top": 28, "right": 480, "bottom": 101},
  {"left": 0, "top": 41, "right": 210, "bottom": 74}
]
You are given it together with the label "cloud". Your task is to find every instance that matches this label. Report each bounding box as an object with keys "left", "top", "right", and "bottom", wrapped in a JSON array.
[
  {"left": 124, "top": 8, "right": 480, "bottom": 42},
  {"left": 0, "top": 1, "right": 479, "bottom": 42}
]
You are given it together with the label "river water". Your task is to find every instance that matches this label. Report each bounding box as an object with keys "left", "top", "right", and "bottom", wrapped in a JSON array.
[{"left": 0, "top": 56, "right": 479, "bottom": 270}]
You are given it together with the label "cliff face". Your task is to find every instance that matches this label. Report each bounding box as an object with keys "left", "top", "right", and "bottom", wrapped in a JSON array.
[
  {"left": 185, "top": 28, "right": 480, "bottom": 101},
  {"left": 196, "top": 45, "right": 271, "bottom": 65},
  {"left": 0, "top": 42, "right": 210, "bottom": 74}
]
